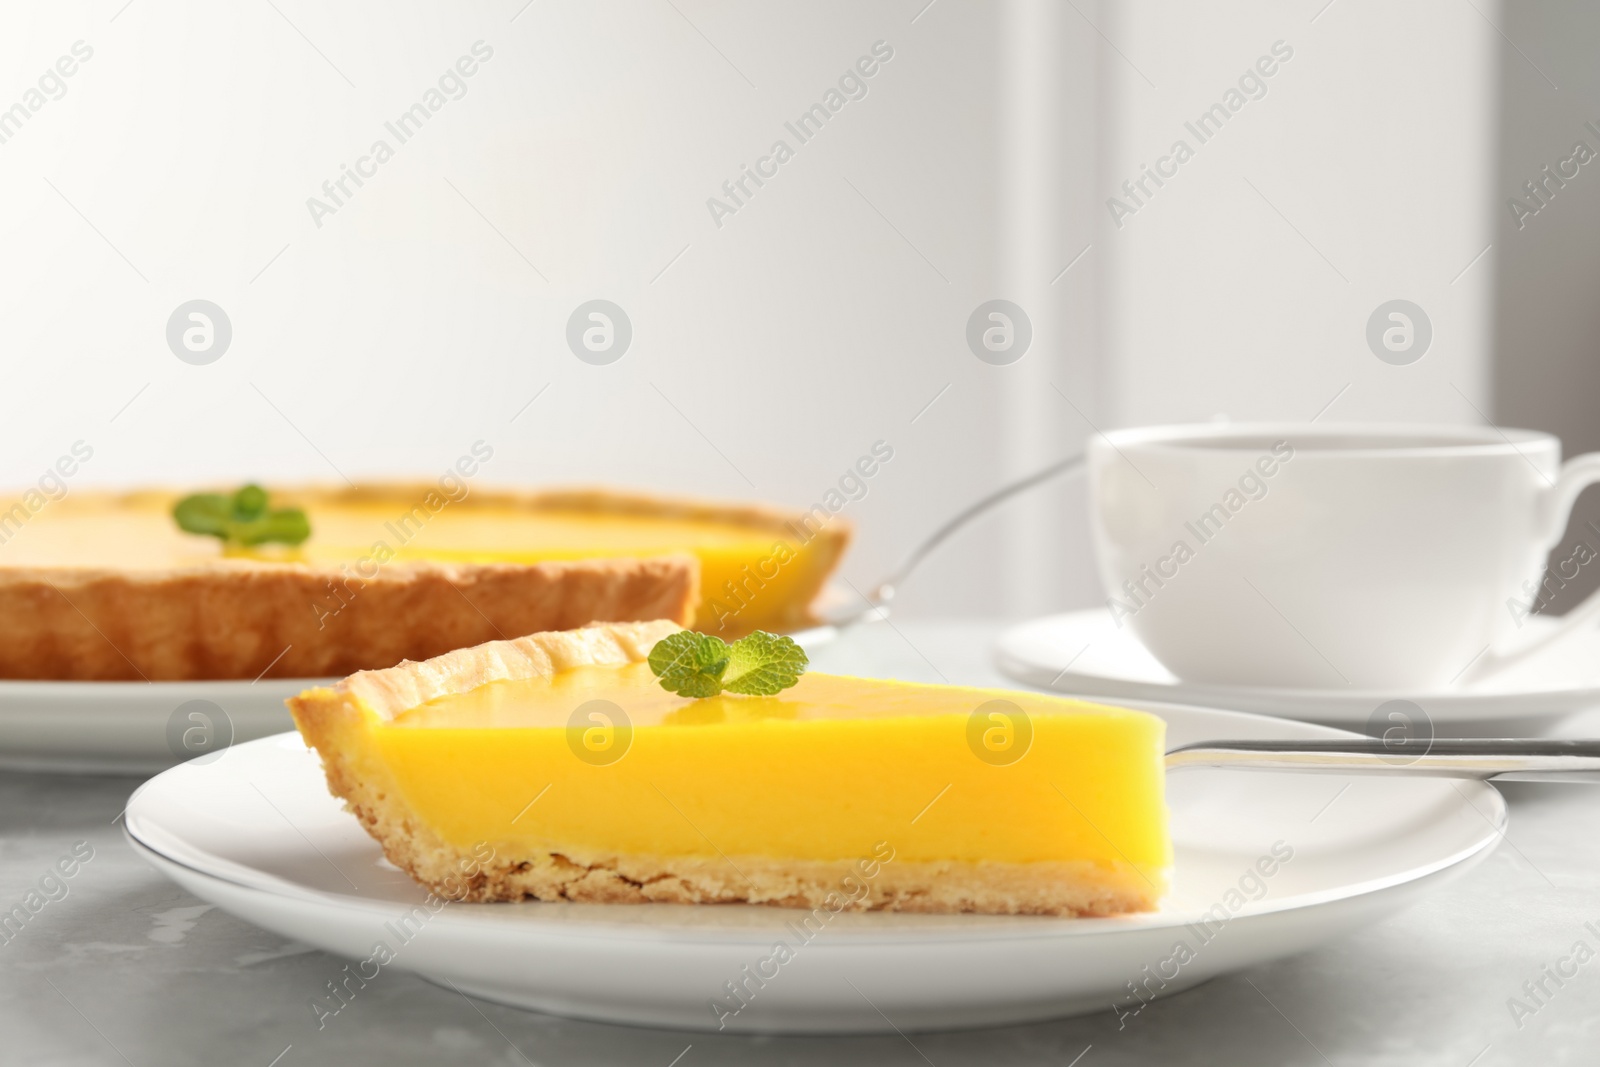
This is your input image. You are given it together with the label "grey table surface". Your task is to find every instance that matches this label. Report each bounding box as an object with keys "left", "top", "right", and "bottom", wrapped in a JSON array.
[{"left": 2, "top": 620, "right": 1597, "bottom": 1067}]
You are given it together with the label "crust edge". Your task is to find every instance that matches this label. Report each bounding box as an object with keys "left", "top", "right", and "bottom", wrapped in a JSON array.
[{"left": 0, "top": 558, "right": 697, "bottom": 681}]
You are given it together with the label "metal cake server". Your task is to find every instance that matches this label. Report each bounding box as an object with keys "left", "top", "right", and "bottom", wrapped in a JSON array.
[
  {"left": 818, "top": 453, "right": 1087, "bottom": 630},
  {"left": 1166, "top": 738, "right": 1600, "bottom": 782}
]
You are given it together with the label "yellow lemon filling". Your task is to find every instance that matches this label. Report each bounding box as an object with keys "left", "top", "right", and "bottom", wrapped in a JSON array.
[{"left": 374, "top": 666, "right": 1169, "bottom": 888}]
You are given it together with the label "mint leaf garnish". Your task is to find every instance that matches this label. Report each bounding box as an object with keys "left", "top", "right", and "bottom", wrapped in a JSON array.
[
  {"left": 722, "top": 631, "right": 807, "bottom": 695},
  {"left": 648, "top": 631, "right": 730, "bottom": 698},
  {"left": 647, "top": 630, "right": 808, "bottom": 698},
  {"left": 174, "top": 485, "right": 311, "bottom": 547}
]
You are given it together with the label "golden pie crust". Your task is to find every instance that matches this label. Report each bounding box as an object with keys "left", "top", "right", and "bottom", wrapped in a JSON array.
[{"left": 0, "top": 557, "right": 697, "bottom": 682}]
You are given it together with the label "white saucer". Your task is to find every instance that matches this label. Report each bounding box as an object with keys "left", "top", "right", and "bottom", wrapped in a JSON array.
[
  {"left": 995, "top": 609, "right": 1600, "bottom": 730},
  {"left": 127, "top": 706, "right": 1501, "bottom": 1034},
  {"left": 0, "top": 677, "right": 325, "bottom": 775}
]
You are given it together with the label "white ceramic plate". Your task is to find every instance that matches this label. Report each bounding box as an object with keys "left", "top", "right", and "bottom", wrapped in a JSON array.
[
  {"left": 995, "top": 609, "right": 1600, "bottom": 731},
  {"left": 0, "top": 677, "right": 328, "bottom": 775},
  {"left": 126, "top": 705, "right": 1503, "bottom": 1034},
  {"left": 0, "top": 632, "right": 841, "bottom": 776}
]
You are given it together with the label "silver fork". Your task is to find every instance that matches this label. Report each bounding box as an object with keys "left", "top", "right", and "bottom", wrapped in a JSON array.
[{"left": 1166, "top": 738, "right": 1600, "bottom": 782}]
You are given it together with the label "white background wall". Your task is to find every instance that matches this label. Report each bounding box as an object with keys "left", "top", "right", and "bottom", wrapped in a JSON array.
[
  {"left": 0, "top": 1, "right": 1501, "bottom": 620},
  {"left": 1101, "top": 0, "right": 1497, "bottom": 428}
]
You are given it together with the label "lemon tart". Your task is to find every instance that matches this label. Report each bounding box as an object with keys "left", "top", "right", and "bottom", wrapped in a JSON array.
[
  {"left": 288, "top": 620, "right": 1171, "bottom": 916},
  {"left": 0, "top": 483, "right": 849, "bottom": 681}
]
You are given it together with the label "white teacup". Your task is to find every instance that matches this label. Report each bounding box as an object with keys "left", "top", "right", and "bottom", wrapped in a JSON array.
[{"left": 1087, "top": 423, "right": 1600, "bottom": 690}]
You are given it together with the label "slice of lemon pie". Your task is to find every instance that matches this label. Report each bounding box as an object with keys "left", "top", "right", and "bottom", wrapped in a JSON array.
[
  {"left": 288, "top": 620, "right": 1171, "bottom": 916},
  {"left": 0, "top": 482, "right": 848, "bottom": 680}
]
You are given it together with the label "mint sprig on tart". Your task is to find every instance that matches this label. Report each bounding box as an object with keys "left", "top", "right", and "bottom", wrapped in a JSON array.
[
  {"left": 647, "top": 630, "right": 808, "bottom": 697},
  {"left": 173, "top": 484, "right": 311, "bottom": 547}
]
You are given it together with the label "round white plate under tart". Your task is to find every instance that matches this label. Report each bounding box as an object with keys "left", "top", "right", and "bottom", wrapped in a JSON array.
[
  {"left": 125, "top": 706, "right": 1503, "bottom": 1034},
  {"left": 0, "top": 677, "right": 326, "bottom": 775},
  {"left": 995, "top": 609, "right": 1600, "bottom": 731}
]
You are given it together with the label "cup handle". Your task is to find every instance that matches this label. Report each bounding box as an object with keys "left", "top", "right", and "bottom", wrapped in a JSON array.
[{"left": 1459, "top": 451, "right": 1600, "bottom": 685}]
